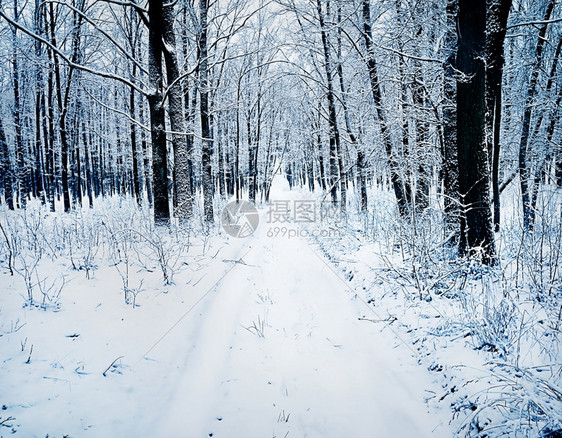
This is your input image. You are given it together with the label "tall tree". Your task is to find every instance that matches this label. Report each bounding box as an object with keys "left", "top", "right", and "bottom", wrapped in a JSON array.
[
  {"left": 335, "top": 3, "right": 366, "bottom": 211},
  {"left": 147, "top": 0, "right": 170, "bottom": 224},
  {"left": 442, "top": 0, "right": 460, "bottom": 241},
  {"left": 49, "top": 0, "right": 81, "bottom": 213},
  {"left": 0, "top": 118, "right": 14, "bottom": 210},
  {"left": 316, "top": 0, "right": 342, "bottom": 204},
  {"left": 518, "top": 0, "right": 556, "bottom": 231},
  {"left": 125, "top": 7, "right": 143, "bottom": 206},
  {"left": 456, "top": 0, "right": 496, "bottom": 263},
  {"left": 11, "top": 0, "right": 27, "bottom": 208},
  {"left": 361, "top": 0, "right": 409, "bottom": 217},
  {"left": 199, "top": 0, "right": 214, "bottom": 222},
  {"left": 163, "top": 3, "right": 192, "bottom": 222},
  {"left": 33, "top": 0, "right": 45, "bottom": 204},
  {"left": 486, "top": 0, "right": 512, "bottom": 231}
]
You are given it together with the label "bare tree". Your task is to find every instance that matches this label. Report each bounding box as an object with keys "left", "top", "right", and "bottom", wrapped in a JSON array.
[
  {"left": 518, "top": 0, "right": 556, "bottom": 231},
  {"left": 486, "top": 0, "right": 512, "bottom": 231},
  {"left": 456, "top": 0, "right": 496, "bottom": 263},
  {"left": 147, "top": 0, "right": 171, "bottom": 224},
  {"left": 199, "top": 0, "right": 214, "bottom": 222},
  {"left": 361, "top": 0, "right": 409, "bottom": 217}
]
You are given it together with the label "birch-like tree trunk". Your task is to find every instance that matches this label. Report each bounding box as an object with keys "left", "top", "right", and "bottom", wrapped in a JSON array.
[{"left": 163, "top": 3, "right": 192, "bottom": 222}]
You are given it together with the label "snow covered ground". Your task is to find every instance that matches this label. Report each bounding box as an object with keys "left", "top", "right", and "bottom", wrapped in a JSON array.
[{"left": 1, "top": 176, "right": 560, "bottom": 437}]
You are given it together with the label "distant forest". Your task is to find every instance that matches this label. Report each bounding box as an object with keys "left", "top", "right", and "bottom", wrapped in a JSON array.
[{"left": 1, "top": 0, "right": 561, "bottom": 262}]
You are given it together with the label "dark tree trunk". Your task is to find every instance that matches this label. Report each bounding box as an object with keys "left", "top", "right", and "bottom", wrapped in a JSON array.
[
  {"left": 248, "top": 111, "right": 257, "bottom": 203},
  {"left": 74, "top": 113, "right": 83, "bottom": 208},
  {"left": 357, "top": 150, "right": 368, "bottom": 212},
  {"left": 457, "top": 0, "right": 496, "bottom": 264},
  {"left": 148, "top": 0, "right": 170, "bottom": 224},
  {"left": 486, "top": 0, "right": 512, "bottom": 231},
  {"left": 316, "top": 0, "right": 341, "bottom": 204},
  {"left": 129, "top": 83, "right": 141, "bottom": 205},
  {"left": 181, "top": 0, "right": 195, "bottom": 202},
  {"left": 199, "top": 0, "right": 214, "bottom": 222},
  {"left": 138, "top": 90, "right": 152, "bottom": 206},
  {"left": 336, "top": 14, "right": 367, "bottom": 212},
  {"left": 557, "top": 154, "right": 562, "bottom": 187},
  {"left": 399, "top": 56, "right": 413, "bottom": 210},
  {"left": 127, "top": 12, "right": 142, "bottom": 207},
  {"left": 315, "top": 107, "right": 326, "bottom": 191},
  {"left": 518, "top": 0, "right": 556, "bottom": 230},
  {"left": 82, "top": 112, "right": 94, "bottom": 208},
  {"left": 49, "top": 2, "right": 73, "bottom": 212},
  {"left": 442, "top": 0, "right": 460, "bottom": 241},
  {"left": 362, "top": 0, "right": 409, "bottom": 217},
  {"left": 12, "top": 0, "right": 27, "bottom": 208},
  {"left": 45, "top": 25, "right": 56, "bottom": 211},
  {"left": 529, "top": 45, "right": 562, "bottom": 225},
  {"left": 235, "top": 80, "right": 242, "bottom": 200},
  {"left": 0, "top": 118, "right": 14, "bottom": 210},
  {"left": 217, "top": 123, "right": 226, "bottom": 196},
  {"left": 33, "top": 0, "right": 45, "bottom": 204},
  {"left": 412, "top": 61, "right": 430, "bottom": 212},
  {"left": 249, "top": 85, "right": 262, "bottom": 203}
]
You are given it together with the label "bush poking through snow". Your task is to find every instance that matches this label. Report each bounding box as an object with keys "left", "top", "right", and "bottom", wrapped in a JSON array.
[
  {"left": 313, "top": 186, "right": 562, "bottom": 437},
  {"left": 456, "top": 364, "right": 562, "bottom": 437},
  {"left": 243, "top": 314, "right": 267, "bottom": 338}
]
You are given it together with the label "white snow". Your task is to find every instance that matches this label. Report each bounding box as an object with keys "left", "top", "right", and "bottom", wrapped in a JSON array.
[{"left": 0, "top": 178, "right": 459, "bottom": 437}]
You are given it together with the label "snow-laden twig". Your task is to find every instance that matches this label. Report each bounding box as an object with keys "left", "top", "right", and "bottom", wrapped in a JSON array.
[{"left": 103, "top": 356, "right": 124, "bottom": 377}]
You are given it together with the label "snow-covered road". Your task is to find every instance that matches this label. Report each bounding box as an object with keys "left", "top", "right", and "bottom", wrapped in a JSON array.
[
  {"left": 146, "top": 206, "right": 439, "bottom": 437},
  {"left": 1, "top": 179, "right": 445, "bottom": 437}
]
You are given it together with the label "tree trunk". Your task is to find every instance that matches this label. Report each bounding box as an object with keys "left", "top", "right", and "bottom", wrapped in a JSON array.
[
  {"left": 49, "top": 1, "right": 74, "bottom": 213},
  {"left": 486, "top": 0, "right": 512, "bottom": 231},
  {"left": 442, "top": 0, "right": 460, "bottom": 241},
  {"left": 12, "top": 0, "right": 27, "bottom": 208},
  {"left": 199, "top": 0, "right": 214, "bottom": 222},
  {"left": 316, "top": 0, "right": 341, "bottom": 204},
  {"left": 82, "top": 110, "right": 94, "bottom": 208},
  {"left": 0, "top": 118, "right": 14, "bottom": 210},
  {"left": 362, "top": 0, "right": 409, "bottom": 217},
  {"left": 315, "top": 107, "right": 326, "bottom": 191},
  {"left": 518, "top": 0, "right": 556, "bottom": 230},
  {"left": 163, "top": 3, "right": 192, "bottom": 222},
  {"left": 33, "top": 0, "right": 45, "bottom": 204},
  {"left": 336, "top": 11, "right": 367, "bottom": 212},
  {"left": 412, "top": 60, "right": 430, "bottom": 212},
  {"left": 148, "top": 0, "right": 170, "bottom": 224},
  {"left": 457, "top": 0, "right": 496, "bottom": 264},
  {"left": 127, "top": 12, "right": 142, "bottom": 206},
  {"left": 45, "top": 19, "right": 56, "bottom": 211}
]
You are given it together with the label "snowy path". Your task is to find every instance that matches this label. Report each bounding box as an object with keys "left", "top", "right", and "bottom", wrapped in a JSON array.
[
  {"left": 147, "top": 222, "right": 439, "bottom": 437},
  {"left": 1, "top": 180, "right": 444, "bottom": 437}
]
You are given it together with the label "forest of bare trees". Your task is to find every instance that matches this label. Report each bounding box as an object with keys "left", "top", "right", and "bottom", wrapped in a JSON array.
[
  {"left": 1, "top": 1, "right": 562, "bottom": 436},
  {"left": 0, "top": 0, "right": 561, "bottom": 259}
]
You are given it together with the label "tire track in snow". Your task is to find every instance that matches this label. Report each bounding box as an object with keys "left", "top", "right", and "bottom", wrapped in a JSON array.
[{"left": 156, "top": 225, "right": 440, "bottom": 437}]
